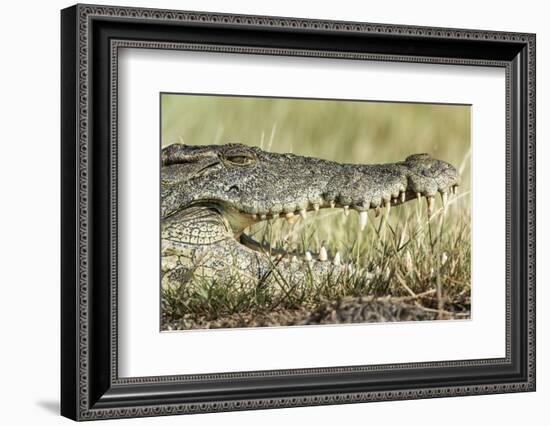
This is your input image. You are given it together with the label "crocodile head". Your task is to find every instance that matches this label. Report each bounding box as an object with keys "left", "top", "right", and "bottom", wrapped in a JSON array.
[{"left": 161, "top": 143, "right": 459, "bottom": 260}]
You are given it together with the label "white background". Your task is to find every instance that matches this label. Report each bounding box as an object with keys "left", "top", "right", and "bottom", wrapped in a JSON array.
[
  {"left": 0, "top": 0, "right": 546, "bottom": 425},
  {"left": 119, "top": 49, "right": 505, "bottom": 377}
]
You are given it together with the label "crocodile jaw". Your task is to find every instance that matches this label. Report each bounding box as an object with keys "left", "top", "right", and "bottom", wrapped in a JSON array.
[
  {"left": 211, "top": 185, "right": 457, "bottom": 265},
  {"left": 218, "top": 185, "right": 458, "bottom": 238}
]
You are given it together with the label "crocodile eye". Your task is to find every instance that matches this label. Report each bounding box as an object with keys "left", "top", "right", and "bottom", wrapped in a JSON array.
[{"left": 224, "top": 152, "right": 257, "bottom": 166}]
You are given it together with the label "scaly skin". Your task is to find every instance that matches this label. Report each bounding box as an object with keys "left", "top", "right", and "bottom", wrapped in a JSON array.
[{"left": 161, "top": 143, "right": 459, "bottom": 291}]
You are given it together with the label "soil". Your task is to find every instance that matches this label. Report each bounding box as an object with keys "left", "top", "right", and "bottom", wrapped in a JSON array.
[{"left": 162, "top": 296, "right": 469, "bottom": 331}]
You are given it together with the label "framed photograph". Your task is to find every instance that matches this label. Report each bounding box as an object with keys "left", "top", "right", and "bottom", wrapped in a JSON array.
[{"left": 61, "top": 4, "right": 536, "bottom": 421}]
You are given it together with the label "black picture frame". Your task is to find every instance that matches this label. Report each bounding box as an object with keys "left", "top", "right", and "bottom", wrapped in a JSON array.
[{"left": 61, "top": 3, "right": 536, "bottom": 421}]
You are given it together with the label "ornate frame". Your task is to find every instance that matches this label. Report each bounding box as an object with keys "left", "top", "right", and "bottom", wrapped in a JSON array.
[{"left": 61, "top": 3, "right": 536, "bottom": 421}]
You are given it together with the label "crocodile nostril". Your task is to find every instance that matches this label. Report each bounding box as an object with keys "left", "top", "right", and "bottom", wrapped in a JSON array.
[{"left": 227, "top": 184, "right": 240, "bottom": 194}]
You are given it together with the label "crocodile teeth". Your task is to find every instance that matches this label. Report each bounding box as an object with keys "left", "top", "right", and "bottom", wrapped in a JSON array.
[
  {"left": 427, "top": 196, "right": 435, "bottom": 218},
  {"left": 441, "top": 192, "right": 449, "bottom": 215},
  {"left": 319, "top": 246, "right": 328, "bottom": 261},
  {"left": 343, "top": 205, "right": 349, "bottom": 217},
  {"left": 359, "top": 211, "right": 368, "bottom": 231},
  {"left": 330, "top": 200, "right": 336, "bottom": 209},
  {"left": 285, "top": 212, "right": 296, "bottom": 223},
  {"left": 299, "top": 209, "right": 307, "bottom": 220},
  {"left": 313, "top": 203, "right": 320, "bottom": 212},
  {"left": 400, "top": 191, "right": 406, "bottom": 203},
  {"left": 291, "top": 255, "right": 298, "bottom": 263},
  {"left": 260, "top": 214, "right": 267, "bottom": 220},
  {"left": 333, "top": 251, "right": 341, "bottom": 265},
  {"left": 416, "top": 192, "right": 422, "bottom": 203},
  {"left": 385, "top": 199, "right": 391, "bottom": 216},
  {"left": 374, "top": 206, "right": 381, "bottom": 218},
  {"left": 305, "top": 251, "right": 313, "bottom": 262},
  {"left": 441, "top": 191, "right": 448, "bottom": 206}
]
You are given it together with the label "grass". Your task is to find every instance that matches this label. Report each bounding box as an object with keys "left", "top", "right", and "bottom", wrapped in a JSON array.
[{"left": 160, "top": 94, "right": 471, "bottom": 329}]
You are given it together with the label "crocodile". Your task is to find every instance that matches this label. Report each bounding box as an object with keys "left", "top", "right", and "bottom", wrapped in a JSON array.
[{"left": 161, "top": 143, "right": 459, "bottom": 294}]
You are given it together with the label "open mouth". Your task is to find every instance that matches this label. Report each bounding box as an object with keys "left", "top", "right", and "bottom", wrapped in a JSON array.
[{"left": 224, "top": 185, "right": 458, "bottom": 266}]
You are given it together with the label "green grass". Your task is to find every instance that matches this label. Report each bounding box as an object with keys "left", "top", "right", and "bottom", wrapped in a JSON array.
[{"left": 160, "top": 94, "right": 471, "bottom": 329}]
